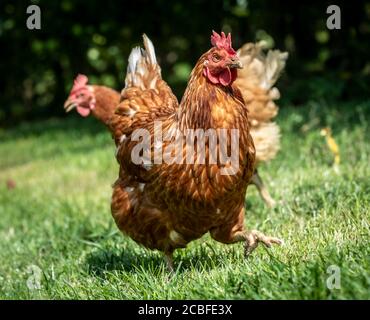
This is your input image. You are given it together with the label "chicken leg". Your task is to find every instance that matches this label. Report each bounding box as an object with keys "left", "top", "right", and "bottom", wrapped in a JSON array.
[
  {"left": 250, "top": 170, "right": 276, "bottom": 208},
  {"left": 210, "top": 207, "right": 283, "bottom": 256},
  {"left": 164, "top": 252, "right": 174, "bottom": 272}
]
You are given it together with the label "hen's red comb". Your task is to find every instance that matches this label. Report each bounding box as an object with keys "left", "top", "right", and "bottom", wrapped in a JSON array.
[
  {"left": 71, "top": 74, "right": 88, "bottom": 93},
  {"left": 210, "top": 31, "right": 236, "bottom": 55}
]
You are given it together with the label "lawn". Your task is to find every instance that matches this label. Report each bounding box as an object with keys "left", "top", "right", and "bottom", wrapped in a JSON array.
[{"left": 0, "top": 101, "right": 369, "bottom": 299}]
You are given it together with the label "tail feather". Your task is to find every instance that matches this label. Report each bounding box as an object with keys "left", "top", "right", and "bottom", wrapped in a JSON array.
[
  {"left": 142, "top": 34, "right": 157, "bottom": 65},
  {"left": 127, "top": 47, "right": 143, "bottom": 75},
  {"left": 124, "top": 34, "right": 161, "bottom": 91},
  {"left": 251, "top": 122, "right": 281, "bottom": 163},
  {"left": 263, "top": 50, "right": 288, "bottom": 89},
  {"left": 237, "top": 42, "right": 288, "bottom": 90},
  {"left": 235, "top": 42, "right": 288, "bottom": 124},
  {"left": 235, "top": 41, "right": 288, "bottom": 163}
]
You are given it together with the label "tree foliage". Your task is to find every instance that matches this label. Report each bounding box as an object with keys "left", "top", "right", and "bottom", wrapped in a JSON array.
[{"left": 0, "top": 0, "right": 369, "bottom": 125}]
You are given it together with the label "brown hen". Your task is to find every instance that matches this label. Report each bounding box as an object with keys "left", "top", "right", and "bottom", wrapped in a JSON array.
[{"left": 107, "top": 33, "right": 282, "bottom": 269}]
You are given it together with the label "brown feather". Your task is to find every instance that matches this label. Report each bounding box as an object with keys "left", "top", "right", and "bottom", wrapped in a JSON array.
[{"left": 90, "top": 85, "right": 120, "bottom": 126}]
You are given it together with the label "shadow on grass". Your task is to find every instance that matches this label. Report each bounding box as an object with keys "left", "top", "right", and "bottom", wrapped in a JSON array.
[
  {"left": 85, "top": 248, "right": 164, "bottom": 276},
  {"left": 84, "top": 241, "right": 240, "bottom": 276}
]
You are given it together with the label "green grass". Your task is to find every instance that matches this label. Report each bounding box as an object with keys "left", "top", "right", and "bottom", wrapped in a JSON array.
[{"left": 0, "top": 101, "right": 369, "bottom": 300}]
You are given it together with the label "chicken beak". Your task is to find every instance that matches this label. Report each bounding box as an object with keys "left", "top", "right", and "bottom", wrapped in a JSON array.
[
  {"left": 64, "top": 99, "right": 76, "bottom": 112},
  {"left": 228, "top": 57, "right": 243, "bottom": 69}
]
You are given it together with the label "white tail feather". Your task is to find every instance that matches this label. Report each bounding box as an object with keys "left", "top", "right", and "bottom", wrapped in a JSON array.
[
  {"left": 124, "top": 34, "right": 160, "bottom": 90},
  {"left": 127, "top": 47, "right": 142, "bottom": 74},
  {"left": 237, "top": 43, "right": 288, "bottom": 90},
  {"left": 263, "top": 50, "right": 288, "bottom": 89},
  {"left": 143, "top": 34, "right": 157, "bottom": 65},
  {"left": 251, "top": 122, "right": 281, "bottom": 163}
]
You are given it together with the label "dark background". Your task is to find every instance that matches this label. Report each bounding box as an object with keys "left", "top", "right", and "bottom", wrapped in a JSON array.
[{"left": 0, "top": 0, "right": 369, "bottom": 126}]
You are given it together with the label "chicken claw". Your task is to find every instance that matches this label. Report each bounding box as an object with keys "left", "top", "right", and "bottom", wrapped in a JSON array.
[{"left": 244, "top": 229, "right": 283, "bottom": 257}]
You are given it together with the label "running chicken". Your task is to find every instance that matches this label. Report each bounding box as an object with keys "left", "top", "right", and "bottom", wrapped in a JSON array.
[{"left": 108, "top": 32, "right": 282, "bottom": 269}]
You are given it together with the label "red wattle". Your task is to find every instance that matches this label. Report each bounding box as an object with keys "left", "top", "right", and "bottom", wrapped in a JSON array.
[
  {"left": 204, "top": 67, "right": 237, "bottom": 87},
  {"left": 219, "top": 68, "right": 232, "bottom": 86},
  {"left": 204, "top": 67, "right": 220, "bottom": 85},
  {"left": 77, "top": 106, "right": 91, "bottom": 117}
]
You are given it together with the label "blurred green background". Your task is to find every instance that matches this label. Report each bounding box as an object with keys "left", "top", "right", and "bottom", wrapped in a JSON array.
[{"left": 0, "top": 0, "right": 369, "bottom": 126}]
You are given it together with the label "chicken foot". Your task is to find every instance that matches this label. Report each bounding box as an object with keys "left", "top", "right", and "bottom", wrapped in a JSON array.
[
  {"left": 219, "top": 229, "right": 283, "bottom": 257},
  {"left": 210, "top": 207, "right": 283, "bottom": 257},
  {"left": 164, "top": 252, "right": 174, "bottom": 272},
  {"left": 242, "top": 230, "right": 283, "bottom": 257},
  {"left": 250, "top": 170, "right": 276, "bottom": 208}
]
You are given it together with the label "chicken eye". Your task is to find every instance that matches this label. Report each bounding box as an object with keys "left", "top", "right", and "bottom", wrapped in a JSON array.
[{"left": 212, "top": 53, "right": 221, "bottom": 62}]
